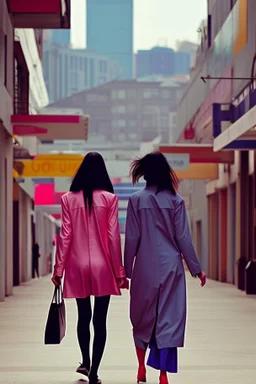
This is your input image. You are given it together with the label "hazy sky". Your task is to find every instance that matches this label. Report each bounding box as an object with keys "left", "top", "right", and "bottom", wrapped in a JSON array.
[{"left": 71, "top": 0, "right": 207, "bottom": 51}]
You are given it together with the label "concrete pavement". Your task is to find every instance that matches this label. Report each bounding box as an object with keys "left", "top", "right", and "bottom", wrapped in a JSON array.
[{"left": 0, "top": 275, "right": 256, "bottom": 384}]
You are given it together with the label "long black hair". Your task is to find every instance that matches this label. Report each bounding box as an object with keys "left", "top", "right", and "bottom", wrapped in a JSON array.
[
  {"left": 70, "top": 152, "right": 113, "bottom": 213},
  {"left": 130, "top": 151, "right": 179, "bottom": 195}
]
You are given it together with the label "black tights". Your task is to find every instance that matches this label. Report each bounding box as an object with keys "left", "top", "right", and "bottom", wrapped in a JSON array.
[{"left": 76, "top": 296, "right": 110, "bottom": 377}]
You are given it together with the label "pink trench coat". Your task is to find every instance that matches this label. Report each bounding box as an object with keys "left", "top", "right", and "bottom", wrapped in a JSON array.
[{"left": 54, "top": 190, "right": 126, "bottom": 298}]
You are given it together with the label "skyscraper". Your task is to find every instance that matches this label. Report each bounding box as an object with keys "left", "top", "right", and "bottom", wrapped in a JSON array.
[{"left": 87, "top": 0, "right": 133, "bottom": 79}]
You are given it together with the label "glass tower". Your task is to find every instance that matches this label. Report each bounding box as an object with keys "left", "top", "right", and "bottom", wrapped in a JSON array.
[{"left": 87, "top": 0, "right": 133, "bottom": 79}]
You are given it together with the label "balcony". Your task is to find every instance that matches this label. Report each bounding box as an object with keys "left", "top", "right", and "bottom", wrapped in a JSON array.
[{"left": 7, "top": 0, "right": 70, "bottom": 29}]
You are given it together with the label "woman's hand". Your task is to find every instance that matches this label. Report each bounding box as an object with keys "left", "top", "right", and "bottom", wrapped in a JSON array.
[
  {"left": 51, "top": 275, "right": 62, "bottom": 286},
  {"left": 117, "top": 278, "right": 129, "bottom": 289},
  {"left": 197, "top": 271, "right": 206, "bottom": 287}
]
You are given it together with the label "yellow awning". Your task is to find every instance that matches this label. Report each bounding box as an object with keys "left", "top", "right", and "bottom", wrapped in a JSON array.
[{"left": 175, "top": 163, "right": 218, "bottom": 180}]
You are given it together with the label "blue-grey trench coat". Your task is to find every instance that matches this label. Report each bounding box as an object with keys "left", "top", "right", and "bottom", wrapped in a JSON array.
[{"left": 124, "top": 186, "right": 201, "bottom": 349}]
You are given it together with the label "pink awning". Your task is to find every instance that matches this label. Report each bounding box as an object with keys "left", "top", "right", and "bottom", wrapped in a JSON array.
[{"left": 12, "top": 114, "right": 89, "bottom": 140}]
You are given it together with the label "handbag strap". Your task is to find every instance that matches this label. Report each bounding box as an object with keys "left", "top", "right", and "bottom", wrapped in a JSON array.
[{"left": 52, "top": 285, "right": 64, "bottom": 304}]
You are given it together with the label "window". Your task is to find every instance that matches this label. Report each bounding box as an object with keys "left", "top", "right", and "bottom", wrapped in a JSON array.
[
  {"left": 128, "top": 133, "right": 138, "bottom": 140},
  {"left": 80, "top": 57, "right": 83, "bottom": 71},
  {"left": 98, "top": 94, "right": 107, "bottom": 102},
  {"left": 99, "top": 60, "right": 104, "bottom": 72},
  {"left": 117, "top": 120, "right": 126, "bottom": 128},
  {"left": 84, "top": 57, "right": 88, "bottom": 71},
  {"left": 117, "top": 133, "right": 125, "bottom": 141},
  {"left": 104, "top": 61, "right": 107, "bottom": 73},
  {"left": 127, "top": 104, "right": 136, "bottom": 114},
  {"left": 84, "top": 58, "right": 88, "bottom": 87},
  {"left": 111, "top": 91, "right": 117, "bottom": 100},
  {"left": 117, "top": 105, "right": 126, "bottom": 113},
  {"left": 70, "top": 55, "right": 77, "bottom": 70},
  {"left": 90, "top": 58, "right": 95, "bottom": 87},
  {"left": 143, "top": 89, "right": 159, "bottom": 99},
  {"left": 70, "top": 72, "right": 78, "bottom": 87},
  {"left": 128, "top": 120, "right": 136, "bottom": 128},
  {"left": 127, "top": 90, "right": 137, "bottom": 99},
  {"left": 117, "top": 90, "right": 125, "bottom": 99}
]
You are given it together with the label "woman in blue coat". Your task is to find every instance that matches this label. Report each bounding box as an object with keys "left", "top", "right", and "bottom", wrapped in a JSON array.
[{"left": 124, "top": 152, "right": 206, "bottom": 384}]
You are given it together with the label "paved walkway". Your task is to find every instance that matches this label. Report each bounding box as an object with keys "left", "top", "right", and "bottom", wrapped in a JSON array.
[{"left": 0, "top": 275, "right": 256, "bottom": 384}]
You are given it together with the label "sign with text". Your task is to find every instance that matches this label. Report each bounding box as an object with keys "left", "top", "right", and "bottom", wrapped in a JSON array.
[
  {"left": 21, "top": 158, "right": 83, "bottom": 177},
  {"left": 165, "top": 154, "right": 190, "bottom": 170}
]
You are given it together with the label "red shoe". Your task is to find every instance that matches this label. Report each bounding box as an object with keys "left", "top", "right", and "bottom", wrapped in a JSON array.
[
  {"left": 159, "top": 372, "right": 168, "bottom": 384},
  {"left": 137, "top": 366, "right": 146, "bottom": 383}
]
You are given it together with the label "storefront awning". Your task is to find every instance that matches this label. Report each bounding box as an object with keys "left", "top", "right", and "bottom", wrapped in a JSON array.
[
  {"left": 7, "top": 0, "right": 70, "bottom": 29},
  {"left": 11, "top": 114, "right": 89, "bottom": 140},
  {"left": 159, "top": 144, "right": 234, "bottom": 164},
  {"left": 213, "top": 104, "right": 256, "bottom": 151}
]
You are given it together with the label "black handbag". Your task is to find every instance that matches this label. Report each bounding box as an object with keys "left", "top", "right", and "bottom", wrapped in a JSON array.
[{"left": 44, "top": 285, "right": 66, "bottom": 344}]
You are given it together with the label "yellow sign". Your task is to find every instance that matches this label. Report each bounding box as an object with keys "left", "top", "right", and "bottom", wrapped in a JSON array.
[
  {"left": 14, "top": 155, "right": 218, "bottom": 180},
  {"left": 175, "top": 163, "right": 218, "bottom": 180},
  {"left": 21, "top": 155, "right": 84, "bottom": 177},
  {"left": 232, "top": 0, "right": 247, "bottom": 56}
]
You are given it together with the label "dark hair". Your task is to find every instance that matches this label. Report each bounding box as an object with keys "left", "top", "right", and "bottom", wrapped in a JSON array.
[
  {"left": 130, "top": 151, "right": 179, "bottom": 195},
  {"left": 70, "top": 152, "right": 113, "bottom": 213}
]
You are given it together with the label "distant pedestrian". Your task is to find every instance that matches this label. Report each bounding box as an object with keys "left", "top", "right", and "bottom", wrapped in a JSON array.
[
  {"left": 124, "top": 151, "right": 206, "bottom": 384},
  {"left": 52, "top": 152, "right": 128, "bottom": 384},
  {"left": 32, "top": 243, "right": 40, "bottom": 278}
]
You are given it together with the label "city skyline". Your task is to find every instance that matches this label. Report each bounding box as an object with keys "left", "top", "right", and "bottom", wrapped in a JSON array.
[{"left": 71, "top": 0, "right": 207, "bottom": 52}]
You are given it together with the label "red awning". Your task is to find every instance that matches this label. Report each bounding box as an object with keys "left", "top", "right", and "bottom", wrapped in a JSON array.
[
  {"left": 7, "top": 0, "right": 70, "bottom": 29},
  {"left": 159, "top": 144, "right": 234, "bottom": 164},
  {"left": 12, "top": 114, "right": 89, "bottom": 140}
]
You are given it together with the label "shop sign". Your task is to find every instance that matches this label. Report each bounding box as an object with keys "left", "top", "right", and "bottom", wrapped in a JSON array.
[
  {"left": 21, "top": 158, "right": 83, "bottom": 177},
  {"left": 165, "top": 154, "right": 190, "bottom": 170}
]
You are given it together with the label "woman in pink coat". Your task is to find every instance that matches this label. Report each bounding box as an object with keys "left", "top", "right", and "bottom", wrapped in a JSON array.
[{"left": 51, "top": 152, "right": 127, "bottom": 384}]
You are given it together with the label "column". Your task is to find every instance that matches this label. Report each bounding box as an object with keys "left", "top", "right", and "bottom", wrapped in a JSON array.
[
  {"left": 208, "top": 193, "right": 218, "bottom": 280},
  {"left": 0, "top": 126, "right": 6, "bottom": 301},
  {"left": 240, "top": 151, "right": 249, "bottom": 260},
  {"left": 226, "top": 184, "right": 234, "bottom": 283},
  {"left": 219, "top": 189, "right": 227, "bottom": 282},
  {"left": 5, "top": 133, "right": 13, "bottom": 295}
]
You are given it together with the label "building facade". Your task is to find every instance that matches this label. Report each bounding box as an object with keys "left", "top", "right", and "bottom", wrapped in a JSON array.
[
  {"left": 46, "top": 79, "right": 184, "bottom": 143},
  {"left": 136, "top": 46, "right": 191, "bottom": 78},
  {"left": 174, "top": 0, "right": 256, "bottom": 292},
  {"left": 43, "top": 43, "right": 121, "bottom": 103},
  {"left": 87, "top": 0, "right": 133, "bottom": 79},
  {"left": 0, "top": 0, "right": 71, "bottom": 301}
]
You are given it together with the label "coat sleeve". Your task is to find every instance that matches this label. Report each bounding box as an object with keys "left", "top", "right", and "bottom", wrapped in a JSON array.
[
  {"left": 53, "top": 196, "right": 72, "bottom": 277},
  {"left": 174, "top": 199, "right": 201, "bottom": 277},
  {"left": 124, "top": 197, "right": 140, "bottom": 279},
  {"left": 108, "top": 195, "right": 126, "bottom": 279}
]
